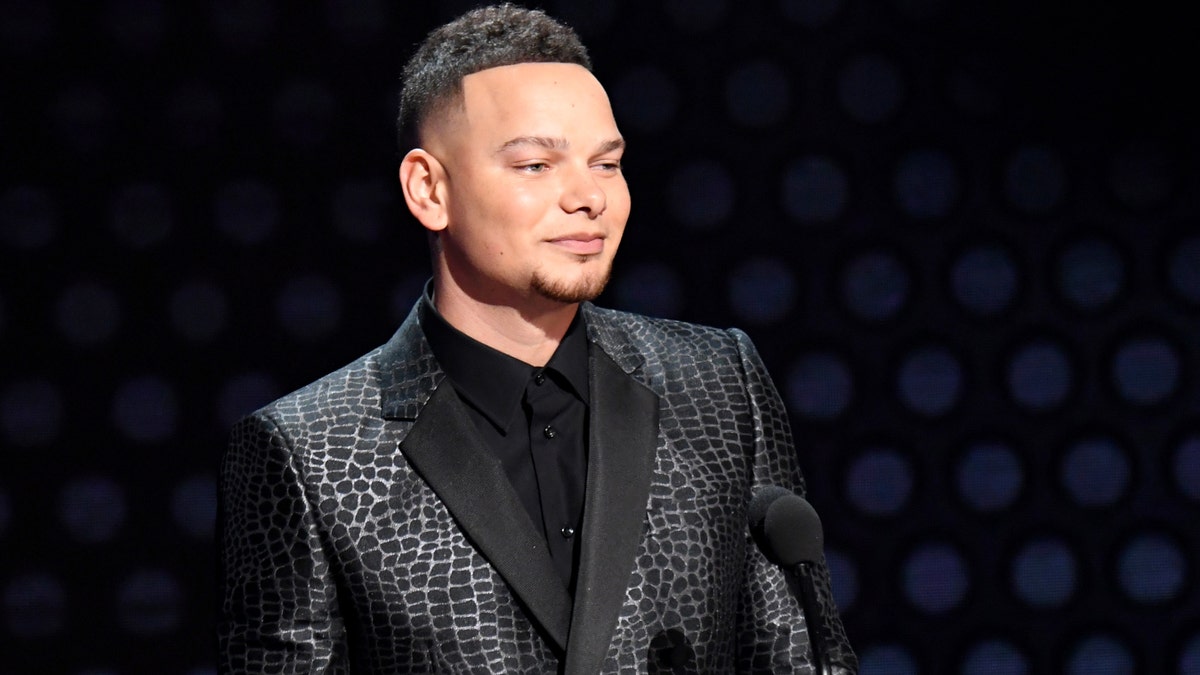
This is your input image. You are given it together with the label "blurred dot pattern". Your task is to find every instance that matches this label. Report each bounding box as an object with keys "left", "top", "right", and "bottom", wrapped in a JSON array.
[{"left": 3, "top": 1, "right": 1197, "bottom": 673}]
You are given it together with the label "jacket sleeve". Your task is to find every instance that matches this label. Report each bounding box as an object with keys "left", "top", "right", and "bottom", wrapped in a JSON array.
[
  {"left": 729, "top": 328, "right": 858, "bottom": 675},
  {"left": 218, "top": 412, "right": 347, "bottom": 674}
]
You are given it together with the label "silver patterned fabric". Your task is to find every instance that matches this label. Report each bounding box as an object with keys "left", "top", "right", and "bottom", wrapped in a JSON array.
[{"left": 218, "top": 301, "right": 857, "bottom": 673}]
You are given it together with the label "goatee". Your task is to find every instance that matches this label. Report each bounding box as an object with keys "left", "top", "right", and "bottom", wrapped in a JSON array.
[{"left": 531, "top": 266, "right": 612, "bottom": 304}]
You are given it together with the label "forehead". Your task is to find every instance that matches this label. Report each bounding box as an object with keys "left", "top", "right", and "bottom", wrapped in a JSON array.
[
  {"left": 461, "top": 61, "right": 601, "bottom": 93},
  {"left": 456, "top": 62, "right": 616, "bottom": 132}
]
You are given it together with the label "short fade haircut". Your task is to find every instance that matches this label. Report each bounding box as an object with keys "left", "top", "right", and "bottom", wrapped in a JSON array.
[{"left": 396, "top": 3, "right": 592, "bottom": 151}]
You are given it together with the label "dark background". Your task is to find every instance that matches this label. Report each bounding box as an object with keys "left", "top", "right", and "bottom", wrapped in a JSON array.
[{"left": 3, "top": 1, "right": 1198, "bottom": 673}]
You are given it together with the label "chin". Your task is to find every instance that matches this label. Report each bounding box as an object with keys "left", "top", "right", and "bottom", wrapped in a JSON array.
[{"left": 531, "top": 267, "right": 612, "bottom": 304}]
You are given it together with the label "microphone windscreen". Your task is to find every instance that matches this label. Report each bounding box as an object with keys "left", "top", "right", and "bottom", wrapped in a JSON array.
[
  {"left": 748, "top": 486, "right": 793, "bottom": 532},
  {"left": 750, "top": 488, "right": 825, "bottom": 566}
]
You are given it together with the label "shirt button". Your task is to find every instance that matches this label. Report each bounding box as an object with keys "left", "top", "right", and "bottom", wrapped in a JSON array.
[
  {"left": 560, "top": 526, "right": 575, "bottom": 538},
  {"left": 543, "top": 425, "right": 557, "bottom": 439},
  {"left": 533, "top": 371, "right": 546, "bottom": 385}
]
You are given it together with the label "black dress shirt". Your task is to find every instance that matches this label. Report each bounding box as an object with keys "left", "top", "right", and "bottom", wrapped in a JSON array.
[{"left": 419, "top": 291, "right": 589, "bottom": 592}]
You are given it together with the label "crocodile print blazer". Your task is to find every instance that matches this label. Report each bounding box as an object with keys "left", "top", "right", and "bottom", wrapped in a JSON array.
[{"left": 219, "top": 301, "right": 857, "bottom": 674}]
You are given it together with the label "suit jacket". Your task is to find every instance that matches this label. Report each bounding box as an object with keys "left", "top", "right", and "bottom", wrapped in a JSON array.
[{"left": 219, "top": 301, "right": 857, "bottom": 673}]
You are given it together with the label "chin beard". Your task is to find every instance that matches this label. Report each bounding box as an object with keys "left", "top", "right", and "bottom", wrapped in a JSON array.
[{"left": 531, "top": 266, "right": 612, "bottom": 304}]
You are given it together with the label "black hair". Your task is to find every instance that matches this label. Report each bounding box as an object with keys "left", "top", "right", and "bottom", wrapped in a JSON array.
[{"left": 396, "top": 3, "right": 591, "bottom": 151}]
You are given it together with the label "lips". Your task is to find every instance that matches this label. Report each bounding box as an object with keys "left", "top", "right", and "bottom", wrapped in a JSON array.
[{"left": 549, "top": 233, "right": 605, "bottom": 255}]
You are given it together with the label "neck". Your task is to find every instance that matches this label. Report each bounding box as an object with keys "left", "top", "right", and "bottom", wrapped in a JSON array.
[{"left": 432, "top": 277, "right": 579, "bottom": 367}]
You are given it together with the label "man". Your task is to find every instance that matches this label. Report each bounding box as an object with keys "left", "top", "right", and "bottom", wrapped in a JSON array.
[{"left": 219, "top": 4, "right": 856, "bottom": 673}]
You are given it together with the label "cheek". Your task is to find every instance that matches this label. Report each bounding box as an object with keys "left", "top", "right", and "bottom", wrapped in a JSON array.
[
  {"left": 506, "top": 189, "right": 545, "bottom": 218},
  {"left": 608, "top": 184, "right": 632, "bottom": 227},
  {"left": 497, "top": 188, "right": 559, "bottom": 242},
  {"left": 608, "top": 177, "right": 631, "bottom": 209}
]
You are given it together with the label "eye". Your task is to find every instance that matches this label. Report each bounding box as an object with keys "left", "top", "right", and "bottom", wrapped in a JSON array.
[
  {"left": 517, "top": 162, "right": 550, "bottom": 173},
  {"left": 594, "top": 159, "right": 622, "bottom": 172}
]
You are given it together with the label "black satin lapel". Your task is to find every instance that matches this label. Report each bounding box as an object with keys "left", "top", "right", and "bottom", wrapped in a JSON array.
[
  {"left": 565, "top": 350, "right": 659, "bottom": 674},
  {"left": 400, "top": 383, "right": 571, "bottom": 651}
]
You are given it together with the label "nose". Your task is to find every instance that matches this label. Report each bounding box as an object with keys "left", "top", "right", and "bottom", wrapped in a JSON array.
[{"left": 561, "top": 165, "right": 606, "bottom": 218}]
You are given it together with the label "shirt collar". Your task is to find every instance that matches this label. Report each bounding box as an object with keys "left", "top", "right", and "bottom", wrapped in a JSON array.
[{"left": 418, "top": 283, "right": 590, "bottom": 433}]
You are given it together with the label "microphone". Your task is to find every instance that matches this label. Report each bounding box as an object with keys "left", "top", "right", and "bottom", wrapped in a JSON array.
[
  {"left": 749, "top": 487, "right": 846, "bottom": 675},
  {"left": 647, "top": 628, "right": 697, "bottom": 674},
  {"left": 749, "top": 486, "right": 825, "bottom": 569}
]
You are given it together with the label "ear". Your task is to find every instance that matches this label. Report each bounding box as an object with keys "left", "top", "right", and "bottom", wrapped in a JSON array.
[{"left": 399, "top": 148, "right": 449, "bottom": 233}]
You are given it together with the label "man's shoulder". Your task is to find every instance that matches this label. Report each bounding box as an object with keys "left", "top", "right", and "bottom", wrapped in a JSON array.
[
  {"left": 585, "top": 303, "right": 741, "bottom": 342},
  {"left": 583, "top": 303, "right": 750, "bottom": 361},
  {"left": 250, "top": 346, "right": 386, "bottom": 426},
  {"left": 247, "top": 303, "right": 428, "bottom": 426}
]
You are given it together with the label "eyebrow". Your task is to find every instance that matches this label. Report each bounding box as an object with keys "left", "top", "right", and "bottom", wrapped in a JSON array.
[
  {"left": 596, "top": 137, "right": 626, "bottom": 155},
  {"left": 496, "top": 136, "right": 626, "bottom": 155}
]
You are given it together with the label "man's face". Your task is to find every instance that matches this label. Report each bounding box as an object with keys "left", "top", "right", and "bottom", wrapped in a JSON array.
[{"left": 427, "top": 62, "right": 630, "bottom": 308}]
